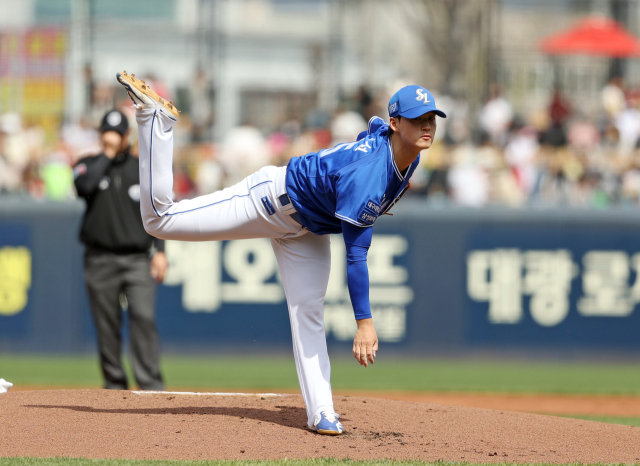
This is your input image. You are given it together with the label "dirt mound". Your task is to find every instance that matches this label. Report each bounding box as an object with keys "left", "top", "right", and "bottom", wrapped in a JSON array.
[{"left": 1, "top": 389, "right": 639, "bottom": 463}]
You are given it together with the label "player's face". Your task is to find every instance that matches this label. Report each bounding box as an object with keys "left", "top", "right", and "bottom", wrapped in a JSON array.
[{"left": 395, "top": 112, "right": 437, "bottom": 151}]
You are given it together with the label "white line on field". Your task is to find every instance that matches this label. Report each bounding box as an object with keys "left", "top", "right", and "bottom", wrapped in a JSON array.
[{"left": 131, "top": 391, "right": 284, "bottom": 397}]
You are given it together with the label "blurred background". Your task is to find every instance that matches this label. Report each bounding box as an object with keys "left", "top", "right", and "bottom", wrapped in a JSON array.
[
  {"left": 6, "top": 0, "right": 640, "bottom": 207},
  {"left": 2, "top": 0, "right": 640, "bottom": 406}
]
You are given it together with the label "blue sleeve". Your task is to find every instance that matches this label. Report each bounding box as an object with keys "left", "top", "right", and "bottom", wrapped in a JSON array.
[{"left": 342, "top": 220, "right": 373, "bottom": 320}]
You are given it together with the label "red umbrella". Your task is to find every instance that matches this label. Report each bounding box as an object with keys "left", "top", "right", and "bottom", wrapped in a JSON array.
[{"left": 540, "top": 15, "right": 640, "bottom": 57}]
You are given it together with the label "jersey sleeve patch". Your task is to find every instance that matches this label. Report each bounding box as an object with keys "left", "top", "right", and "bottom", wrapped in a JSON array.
[
  {"left": 358, "top": 209, "right": 378, "bottom": 225},
  {"left": 358, "top": 200, "right": 381, "bottom": 225},
  {"left": 261, "top": 196, "right": 276, "bottom": 215},
  {"left": 366, "top": 199, "right": 382, "bottom": 215}
]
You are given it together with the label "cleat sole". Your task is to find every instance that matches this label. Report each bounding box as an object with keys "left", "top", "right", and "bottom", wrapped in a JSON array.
[{"left": 116, "top": 71, "right": 180, "bottom": 119}]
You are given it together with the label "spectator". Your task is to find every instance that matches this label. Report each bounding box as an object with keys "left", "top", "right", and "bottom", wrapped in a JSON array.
[
  {"left": 355, "top": 85, "right": 374, "bottom": 120},
  {"left": 218, "top": 125, "right": 272, "bottom": 187},
  {"left": 62, "top": 116, "right": 101, "bottom": 163},
  {"left": 448, "top": 145, "right": 490, "bottom": 207},
  {"left": 0, "top": 113, "right": 31, "bottom": 184},
  {"left": 194, "top": 144, "right": 224, "bottom": 195},
  {"left": 549, "top": 88, "right": 571, "bottom": 126},
  {"left": 479, "top": 84, "right": 513, "bottom": 146},
  {"left": 188, "top": 68, "right": 213, "bottom": 142},
  {"left": 330, "top": 108, "right": 367, "bottom": 145},
  {"left": 601, "top": 76, "right": 626, "bottom": 121},
  {"left": 542, "top": 89, "right": 571, "bottom": 147},
  {"left": 40, "top": 146, "right": 74, "bottom": 200},
  {"left": 615, "top": 90, "right": 640, "bottom": 156},
  {"left": 0, "top": 126, "right": 22, "bottom": 193},
  {"left": 567, "top": 116, "right": 600, "bottom": 152},
  {"left": 504, "top": 125, "right": 540, "bottom": 198}
]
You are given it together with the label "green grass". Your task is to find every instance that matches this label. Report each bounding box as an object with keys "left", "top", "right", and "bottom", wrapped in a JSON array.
[
  {"left": 4, "top": 354, "right": 639, "bottom": 430},
  {"left": 559, "top": 414, "right": 640, "bottom": 427},
  {"left": 0, "top": 459, "right": 631, "bottom": 466},
  {"left": 2, "top": 354, "right": 640, "bottom": 395}
]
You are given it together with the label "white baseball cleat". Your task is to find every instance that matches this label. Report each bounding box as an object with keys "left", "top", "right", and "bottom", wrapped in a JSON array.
[
  {"left": 116, "top": 71, "right": 180, "bottom": 119},
  {"left": 312, "top": 410, "right": 343, "bottom": 435},
  {"left": 0, "top": 378, "right": 13, "bottom": 393}
]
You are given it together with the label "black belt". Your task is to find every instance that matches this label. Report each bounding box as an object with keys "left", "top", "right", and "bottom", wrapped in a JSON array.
[{"left": 278, "top": 193, "right": 303, "bottom": 226}]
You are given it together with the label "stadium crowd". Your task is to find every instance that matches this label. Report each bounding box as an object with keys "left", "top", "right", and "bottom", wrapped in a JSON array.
[{"left": 2, "top": 76, "right": 640, "bottom": 209}]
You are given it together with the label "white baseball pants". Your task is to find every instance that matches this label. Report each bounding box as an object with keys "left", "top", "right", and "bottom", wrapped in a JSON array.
[{"left": 136, "top": 107, "right": 335, "bottom": 427}]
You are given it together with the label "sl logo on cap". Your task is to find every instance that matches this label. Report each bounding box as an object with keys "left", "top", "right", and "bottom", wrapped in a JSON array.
[{"left": 415, "top": 89, "right": 431, "bottom": 104}]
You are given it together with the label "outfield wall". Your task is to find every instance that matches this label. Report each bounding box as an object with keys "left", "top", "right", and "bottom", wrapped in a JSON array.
[{"left": 2, "top": 197, "right": 640, "bottom": 355}]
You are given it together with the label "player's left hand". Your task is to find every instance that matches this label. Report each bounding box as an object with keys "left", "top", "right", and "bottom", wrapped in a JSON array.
[
  {"left": 353, "top": 318, "right": 378, "bottom": 367},
  {"left": 150, "top": 251, "right": 169, "bottom": 283}
]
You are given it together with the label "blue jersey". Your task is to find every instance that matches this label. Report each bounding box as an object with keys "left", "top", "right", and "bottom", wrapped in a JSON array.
[{"left": 285, "top": 117, "right": 419, "bottom": 234}]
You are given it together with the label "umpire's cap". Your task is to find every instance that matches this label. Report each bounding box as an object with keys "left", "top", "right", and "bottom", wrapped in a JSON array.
[
  {"left": 99, "top": 109, "right": 129, "bottom": 136},
  {"left": 388, "top": 85, "right": 447, "bottom": 119}
]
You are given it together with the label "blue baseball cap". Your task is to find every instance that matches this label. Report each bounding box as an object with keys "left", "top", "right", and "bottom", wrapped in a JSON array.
[{"left": 388, "top": 85, "right": 447, "bottom": 119}]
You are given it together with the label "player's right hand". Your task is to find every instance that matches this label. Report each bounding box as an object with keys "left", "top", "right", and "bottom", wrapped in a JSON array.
[{"left": 353, "top": 318, "right": 378, "bottom": 368}]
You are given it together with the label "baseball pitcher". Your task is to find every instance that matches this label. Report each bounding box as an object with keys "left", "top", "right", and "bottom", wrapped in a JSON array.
[{"left": 116, "top": 71, "right": 445, "bottom": 435}]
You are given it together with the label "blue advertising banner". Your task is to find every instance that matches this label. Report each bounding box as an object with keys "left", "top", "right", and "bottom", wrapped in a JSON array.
[
  {"left": 0, "top": 223, "right": 32, "bottom": 337},
  {"left": 2, "top": 200, "right": 640, "bottom": 354},
  {"left": 0, "top": 200, "right": 89, "bottom": 353},
  {"left": 156, "top": 232, "right": 414, "bottom": 350},
  {"left": 465, "top": 226, "right": 640, "bottom": 348}
]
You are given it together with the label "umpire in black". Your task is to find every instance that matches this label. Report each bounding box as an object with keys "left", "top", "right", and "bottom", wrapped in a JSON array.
[{"left": 74, "top": 109, "right": 167, "bottom": 390}]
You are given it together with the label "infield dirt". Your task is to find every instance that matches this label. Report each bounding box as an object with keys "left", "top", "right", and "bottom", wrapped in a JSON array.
[{"left": 1, "top": 389, "right": 639, "bottom": 463}]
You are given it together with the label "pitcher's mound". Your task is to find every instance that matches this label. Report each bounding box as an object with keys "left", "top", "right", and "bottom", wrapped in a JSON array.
[{"left": 1, "top": 389, "right": 639, "bottom": 463}]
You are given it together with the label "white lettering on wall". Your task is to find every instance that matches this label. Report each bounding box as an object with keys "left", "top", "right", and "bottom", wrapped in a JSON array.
[
  {"left": 467, "top": 248, "right": 640, "bottom": 326},
  {"left": 164, "top": 234, "right": 412, "bottom": 342}
]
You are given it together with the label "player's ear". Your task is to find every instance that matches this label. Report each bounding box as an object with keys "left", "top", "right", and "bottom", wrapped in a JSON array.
[{"left": 389, "top": 116, "right": 400, "bottom": 133}]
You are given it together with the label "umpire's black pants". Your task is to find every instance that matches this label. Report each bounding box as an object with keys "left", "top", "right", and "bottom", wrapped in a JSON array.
[{"left": 84, "top": 248, "right": 164, "bottom": 390}]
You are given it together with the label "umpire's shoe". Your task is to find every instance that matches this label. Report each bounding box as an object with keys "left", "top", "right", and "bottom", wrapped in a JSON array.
[
  {"left": 312, "top": 411, "right": 343, "bottom": 435},
  {"left": 116, "top": 71, "right": 180, "bottom": 119}
]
